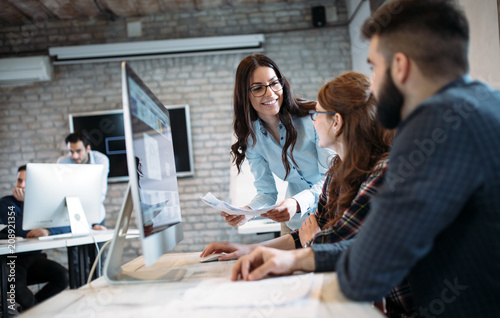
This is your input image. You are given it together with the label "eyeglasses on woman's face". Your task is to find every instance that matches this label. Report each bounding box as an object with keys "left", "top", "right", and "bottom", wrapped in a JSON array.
[
  {"left": 249, "top": 78, "right": 284, "bottom": 97},
  {"left": 309, "top": 110, "right": 336, "bottom": 121}
]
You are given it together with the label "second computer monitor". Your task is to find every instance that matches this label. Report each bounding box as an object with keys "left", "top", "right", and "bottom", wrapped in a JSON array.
[{"left": 23, "top": 163, "right": 104, "bottom": 231}]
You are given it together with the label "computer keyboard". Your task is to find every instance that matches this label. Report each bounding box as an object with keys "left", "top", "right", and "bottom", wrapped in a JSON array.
[{"left": 38, "top": 233, "right": 74, "bottom": 240}]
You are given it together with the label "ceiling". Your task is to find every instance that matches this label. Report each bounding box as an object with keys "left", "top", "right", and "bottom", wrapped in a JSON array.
[{"left": 0, "top": 0, "right": 313, "bottom": 24}]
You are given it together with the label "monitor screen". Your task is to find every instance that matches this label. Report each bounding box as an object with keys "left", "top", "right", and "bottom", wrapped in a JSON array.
[
  {"left": 105, "top": 62, "right": 186, "bottom": 282},
  {"left": 122, "top": 62, "right": 183, "bottom": 267},
  {"left": 23, "top": 163, "right": 104, "bottom": 230},
  {"left": 126, "top": 71, "right": 182, "bottom": 237}
]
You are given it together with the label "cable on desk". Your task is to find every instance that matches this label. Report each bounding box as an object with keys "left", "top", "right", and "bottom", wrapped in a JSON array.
[
  {"left": 88, "top": 229, "right": 101, "bottom": 277},
  {"left": 74, "top": 217, "right": 104, "bottom": 279},
  {"left": 87, "top": 239, "right": 112, "bottom": 288}
]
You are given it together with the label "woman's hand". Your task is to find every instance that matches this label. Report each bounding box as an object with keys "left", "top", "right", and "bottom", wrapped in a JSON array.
[
  {"left": 201, "top": 241, "right": 254, "bottom": 261},
  {"left": 220, "top": 206, "right": 252, "bottom": 227},
  {"left": 298, "top": 214, "right": 320, "bottom": 247},
  {"left": 260, "top": 198, "right": 299, "bottom": 222},
  {"left": 221, "top": 211, "right": 251, "bottom": 227}
]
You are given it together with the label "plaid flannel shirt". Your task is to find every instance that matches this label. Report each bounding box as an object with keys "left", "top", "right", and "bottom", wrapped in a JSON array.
[
  {"left": 290, "top": 157, "right": 389, "bottom": 247},
  {"left": 290, "top": 157, "right": 414, "bottom": 315}
]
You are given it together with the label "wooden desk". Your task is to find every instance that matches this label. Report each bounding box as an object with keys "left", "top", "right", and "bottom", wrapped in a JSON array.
[
  {"left": 0, "top": 230, "right": 131, "bottom": 318},
  {"left": 19, "top": 252, "right": 384, "bottom": 318}
]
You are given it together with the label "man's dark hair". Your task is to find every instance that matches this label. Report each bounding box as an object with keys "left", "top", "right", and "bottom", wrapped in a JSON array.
[
  {"left": 18, "top": 165, "right": 26, "bottom": 172},
  {"left": 64, "top": 131, "right": 91, "bottom": 148},
  {"left": 362, "top": 0, "right": 469, "bottom": 79}
]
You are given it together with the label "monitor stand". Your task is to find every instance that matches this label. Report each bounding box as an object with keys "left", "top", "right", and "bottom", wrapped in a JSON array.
[
  {"left": 66, "top": 196, "right": 92, "bottom": 236},
  {"left": 104, "top": 183, "right": 186, "bottom": 284},
  {"left": 38, "top": 196, "right": 92, "bottom": 241}
]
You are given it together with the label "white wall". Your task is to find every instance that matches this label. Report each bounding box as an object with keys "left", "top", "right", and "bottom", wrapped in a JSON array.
[
  {"left": 229, "top": 141, "right": 287, "bottom": 207},
  {"left": 229, "top": 161, "right": 287, "bottom": 207},
  {"left": 458, "top": 0, "right": 500, "bottom": 89},
  {"left": 347, "top": 0, "right": 372, "bottom": 76},
  {"left": 346, "top": 0, "right": 500, "bottom": 90}
]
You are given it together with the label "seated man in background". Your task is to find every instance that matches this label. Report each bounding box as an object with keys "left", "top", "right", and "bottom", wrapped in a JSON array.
[
  {"left": 0, "top": 165, "right": 69, "bottom": 312},
  {"left": 57, "top": 131, "right": 109, "bottom": 230},
  {"left": 232, "top": 1, "right": 500, "bottom": 317}
]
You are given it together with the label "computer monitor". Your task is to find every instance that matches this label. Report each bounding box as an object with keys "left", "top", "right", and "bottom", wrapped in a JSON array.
[
  {"left": 104, "top": 62, "right": 185, "bottom": 284},
  {"left": 23, "top": 163, "right": 104, "bottom": 236}
]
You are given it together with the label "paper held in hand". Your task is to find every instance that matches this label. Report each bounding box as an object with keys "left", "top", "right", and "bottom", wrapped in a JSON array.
[{"left": 200, "top": 192, "right": 279, "bottom": 216}]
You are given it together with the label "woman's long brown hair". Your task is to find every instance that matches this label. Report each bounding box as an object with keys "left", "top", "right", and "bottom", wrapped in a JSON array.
[
  {"left": 230, "top": 54, "right": 316, "bottom": 179},
  {"left": 318, "top": 72, "right": 394, "bottom": 226}
]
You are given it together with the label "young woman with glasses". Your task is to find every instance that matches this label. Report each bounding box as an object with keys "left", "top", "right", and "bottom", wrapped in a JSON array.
[{"left": 222, "top": 54, "right": 334, "bottom": 233}]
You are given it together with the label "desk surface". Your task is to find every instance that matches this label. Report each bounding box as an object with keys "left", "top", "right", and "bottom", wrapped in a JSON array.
[
  {"left": 0, "top": 229, "right": 139, "bottom": 255},
  {"left": 0, "top": 230, "right": 113, "bottom": 255},
  {"left": 19, "top": 252, "right": 383, "bottom": 318}
]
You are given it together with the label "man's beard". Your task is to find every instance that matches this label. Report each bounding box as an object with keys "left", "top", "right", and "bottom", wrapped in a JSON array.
[{"left": 376, "top": 67, "right": 404, "bottom": 129}]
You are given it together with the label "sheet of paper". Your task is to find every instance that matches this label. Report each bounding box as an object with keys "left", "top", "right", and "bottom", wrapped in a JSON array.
[
  {"left": 200, "top": 192, "right": 279, "bottom": 216},
  {"left": 164, "top": 273, "right": 324, "bottom": 318},
  {"left": 51, "top": 274, "right": 323, "bottom": 318}
]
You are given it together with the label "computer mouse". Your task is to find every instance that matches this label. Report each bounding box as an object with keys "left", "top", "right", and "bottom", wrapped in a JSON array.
[{"left": 200, "top": 253, "right": 224, "bottom": 263}]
